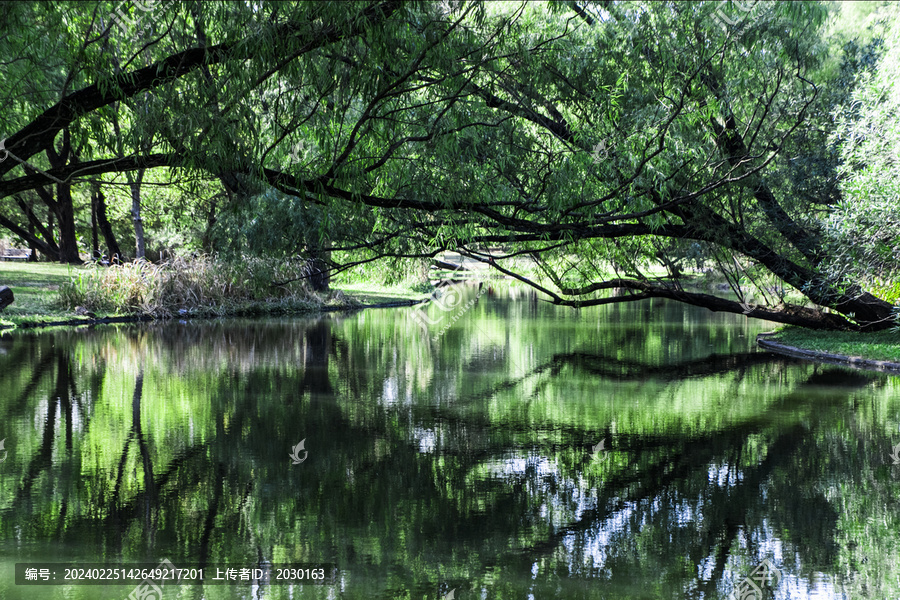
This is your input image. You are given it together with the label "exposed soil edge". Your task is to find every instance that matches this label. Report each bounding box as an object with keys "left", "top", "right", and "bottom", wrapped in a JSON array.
[
  {"left": 756, "top": 333, "right": 900, "bottom": 373},
  {"left": 0, "top": 299, "right": 426, "bottom": 332}
]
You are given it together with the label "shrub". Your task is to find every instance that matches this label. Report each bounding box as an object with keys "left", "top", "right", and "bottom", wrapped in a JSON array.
[{"left": 57, "top": 255, "right": 338, "bottom": 317}]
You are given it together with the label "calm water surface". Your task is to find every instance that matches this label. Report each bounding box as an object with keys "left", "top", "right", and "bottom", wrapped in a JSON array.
[{"left": 1, "top": 287, "right": 899, "bottom": 599}]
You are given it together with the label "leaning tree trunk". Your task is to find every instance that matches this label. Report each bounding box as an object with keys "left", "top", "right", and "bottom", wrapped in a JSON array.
[
  {"left": 14, "top": 195, "right": 57, "bottom": 261},
  {"left": 28, "top": 180, "right": 77, "bottom": 264},
  {"left": 672, "top": 197, "right": 897, "bottom": 331},
  {"left": 26, "top": 177, "right": 80, "bottom": 264},
  {"left": 0, "top": 213, "right": 59, "bottom": 262}
]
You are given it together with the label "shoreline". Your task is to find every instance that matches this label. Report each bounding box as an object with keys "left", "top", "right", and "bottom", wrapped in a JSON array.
[
  {"left": 756, "top": 332, "right": 900, "bottom": 373},
  {"left": 0, "top": 298, "right": 426, "bottom": 333}
]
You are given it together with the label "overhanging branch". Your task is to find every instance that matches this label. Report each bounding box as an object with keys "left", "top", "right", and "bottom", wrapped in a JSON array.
[{"left": 0, "top": 1, "right": 403, "bottom": 179}]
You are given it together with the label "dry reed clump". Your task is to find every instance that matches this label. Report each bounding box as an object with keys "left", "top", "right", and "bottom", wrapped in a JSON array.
[{"left": 58, "top": 255, "right": 326, "bottom": 317}]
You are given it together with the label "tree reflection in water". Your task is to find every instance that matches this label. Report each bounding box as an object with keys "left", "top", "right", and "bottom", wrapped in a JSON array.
[{"left": 0, "top": 297, "right": 897, "bottom": 599}]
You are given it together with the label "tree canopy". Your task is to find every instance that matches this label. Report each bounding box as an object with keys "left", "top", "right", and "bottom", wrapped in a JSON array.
[{"left": 1, "top": 0, "right": 898, "bottom": 330}]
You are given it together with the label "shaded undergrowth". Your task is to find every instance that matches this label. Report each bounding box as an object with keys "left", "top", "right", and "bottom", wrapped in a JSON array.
[{"left": 57, "top": 255, "right": 355, "bottom": 318}]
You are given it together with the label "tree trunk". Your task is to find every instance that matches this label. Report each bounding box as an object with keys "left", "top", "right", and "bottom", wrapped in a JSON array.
[
  {"left": 90, "top": 183, "right": 99, "bottom": 260},
  {"left": 307, "top": 238, "right": 331, "bottom": 292},
  {"left": 0, "top": 286, "right": 13, "bottom": 311},
  {"left": 672, "top": 199, "right": 897, "bottom": 330},
  {"left": 55, "top": 182, "right": 82, "bottom": 264},
  {"left": 26, "top": 214, "right": 38, "bottom": 262},
  {"left": 307, "top": 257, "right": 330, "bottom": 292},
  {"left": 93, "top": 185, "right": 123, "bottom": 261},
  {"left": 36, "top": 129, "right": 83, "bottom": 265},
  {"left": 129, "top": 169, "right": 146, "bottom": 260}
]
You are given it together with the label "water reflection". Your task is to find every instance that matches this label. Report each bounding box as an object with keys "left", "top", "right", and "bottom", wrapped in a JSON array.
[{"left": 0, "top": 290, "right": 898, "bottom": 599}]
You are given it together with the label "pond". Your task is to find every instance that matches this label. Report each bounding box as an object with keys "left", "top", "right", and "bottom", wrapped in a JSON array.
[{"left": 0, "top": 285, "right": 898, "bottom": 599}]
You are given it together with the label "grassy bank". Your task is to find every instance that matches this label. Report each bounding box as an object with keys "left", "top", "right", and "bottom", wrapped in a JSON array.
[
  {"left": 768, "top": 326, "right": 900, "bottom": 363},
  {"left": 57, "top": 256, "right": 339, "bottom": 317},
  {"left": 1, "top": 259, "right": 430, "bottom": 332},
  {"left": 0, "top": 261, "right": 79, "bottom": 326},
  {"left": 334, "top": 281, "right": 431, "bottom": 305}
]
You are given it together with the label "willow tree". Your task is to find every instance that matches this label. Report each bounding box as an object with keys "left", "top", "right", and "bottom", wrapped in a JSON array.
[
  {"left": 257, "top": 0, "right": 897, "bottom": 330},
  {"left": 822, "top": 4, "right": 900, "bottom": 301},
  {"left": 0, "top": 0, "right": 896, "bottom": 330},
  {"left": 0, "top": 0, "right": 405, "bottom": 264}
]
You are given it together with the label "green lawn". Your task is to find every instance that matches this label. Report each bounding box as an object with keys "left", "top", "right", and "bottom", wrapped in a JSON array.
[
  {"left": 771, "top": 326, "right": 900, "bottom": 363},
  {"left": 332, "top": 281, "right": 430, "bottom": 305},
  {"left": 0, "top": 261, "right": 88, "bottom": 326}
]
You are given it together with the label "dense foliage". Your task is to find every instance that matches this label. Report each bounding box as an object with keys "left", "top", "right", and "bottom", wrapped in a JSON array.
[
  {"left": 0, "top": 1, "right": 899, "bottom": 329},
  {"left": 824, "top": 4, "right": 900, "bottom": 300}
]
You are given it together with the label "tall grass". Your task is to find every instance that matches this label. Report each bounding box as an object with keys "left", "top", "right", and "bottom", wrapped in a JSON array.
[{"left": 58, "top": 255, "right": 347, "bottom": 317}]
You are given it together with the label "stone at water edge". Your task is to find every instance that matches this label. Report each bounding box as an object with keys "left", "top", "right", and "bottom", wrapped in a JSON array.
[
  {"left": 74, "top": 306, "right": 97, "bottom": 318},
  {"left": 0, "top": 286, "right": 13, "bottom": 311}
]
